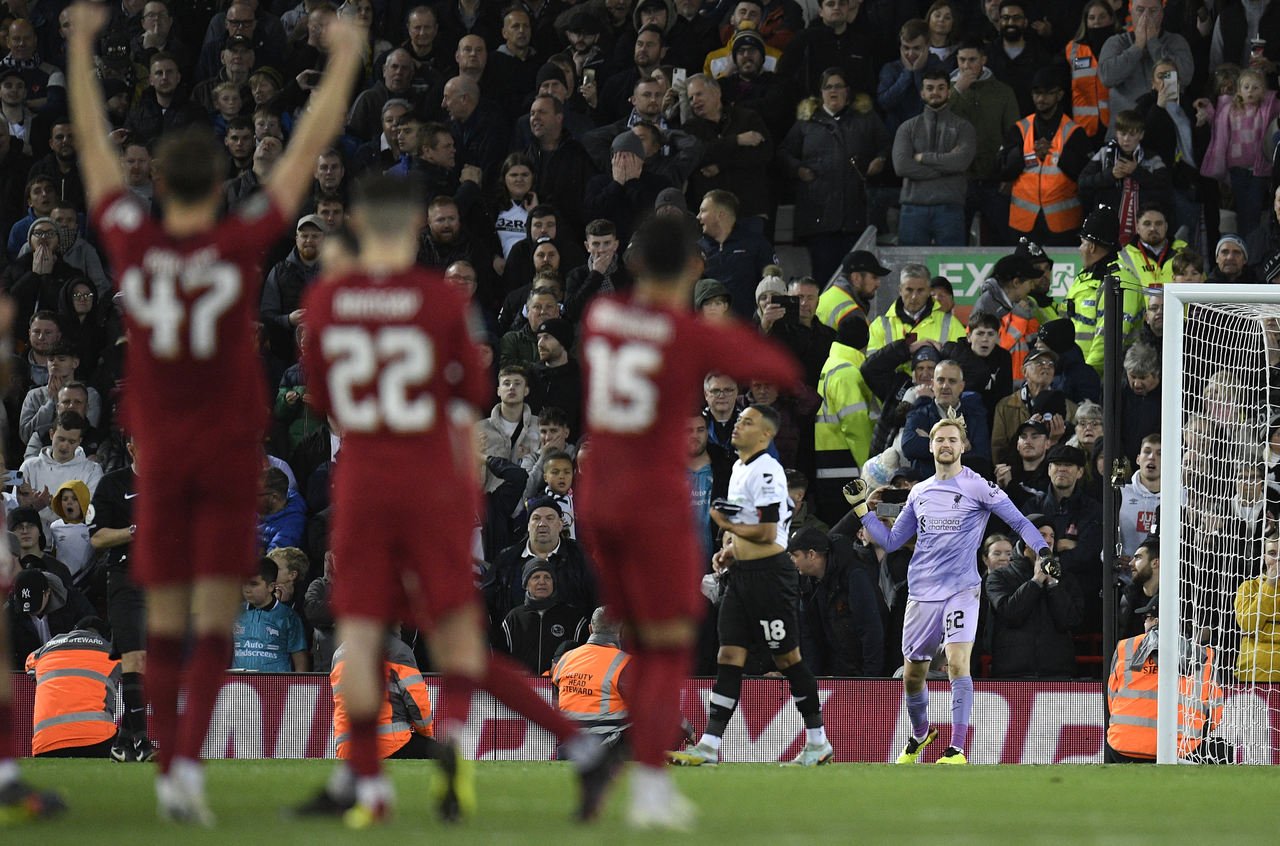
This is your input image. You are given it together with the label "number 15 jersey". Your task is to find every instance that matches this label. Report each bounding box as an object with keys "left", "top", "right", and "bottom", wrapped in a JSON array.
[{"left": 93, "top": 190, "right": 288, "bottom": 445}]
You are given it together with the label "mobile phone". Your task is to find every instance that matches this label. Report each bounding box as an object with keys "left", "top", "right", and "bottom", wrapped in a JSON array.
[
  {"left": 4, "top": 470, "right": 20, "bottom": 487},
  {"left": 772, "top": 294, "right": 800, "bottom": 324},
  {"left": 904, "top": 332, "right": 918, "bottom": 344},
  {"left": 672, "top": 67, "right": 687, "bottom": 86},
  {"left": 582, "top": 68, "right": 596, "bottom": 86}
]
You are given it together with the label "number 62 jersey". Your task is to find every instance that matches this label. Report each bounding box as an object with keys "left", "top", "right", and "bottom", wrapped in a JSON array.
[{"left": 92, "top": 190, "right": 289, "bottom": 444}]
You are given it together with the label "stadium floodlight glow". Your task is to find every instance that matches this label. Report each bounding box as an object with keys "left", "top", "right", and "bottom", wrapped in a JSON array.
[{"left": 1159, "top": 284, "right": 1280, "bottom": 765}]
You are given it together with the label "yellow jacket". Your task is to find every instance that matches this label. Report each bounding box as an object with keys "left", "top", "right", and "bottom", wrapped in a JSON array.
[
  {"left": 1235, "top": 576, "right": 1280, "bottom": 682},
  {"left": 814, "top": 343, "right": 879, "bottom": 480}
]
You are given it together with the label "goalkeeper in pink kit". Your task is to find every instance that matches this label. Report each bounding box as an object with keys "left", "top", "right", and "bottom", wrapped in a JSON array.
[{"left": 848, "top": 412, "right": 1052, "bottom": 764}]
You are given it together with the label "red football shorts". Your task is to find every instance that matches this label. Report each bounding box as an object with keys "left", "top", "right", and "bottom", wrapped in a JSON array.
[
  {"left": 131, "top": 435, "right": 262, "bottom": 587},
  {"left": 578, "top": 504, "right": 706, "bottom": 623},
  {"left": 329, "top": 472, "right": 477, "bottom": 623}
]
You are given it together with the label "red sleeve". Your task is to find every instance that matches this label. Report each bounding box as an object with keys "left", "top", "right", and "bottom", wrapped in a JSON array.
[
  {"left": 299, "top": 284, "right": 331, "bottom": 418},
  {"left": 709, "top": 319, "right": 803, "bottom": 390},
  {"left": 89, "top": 189, "right": 153, "bottom": 268}
]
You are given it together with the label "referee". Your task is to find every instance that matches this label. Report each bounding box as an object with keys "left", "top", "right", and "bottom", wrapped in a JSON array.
[
  {"left": 671, "top": 405, "right": 834, "bottom": 767},
  {"left": 89, "top": 435, "right": 154, "bottom": 763}
]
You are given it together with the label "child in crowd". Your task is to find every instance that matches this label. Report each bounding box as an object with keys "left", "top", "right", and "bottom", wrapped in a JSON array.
[
  {"left": 1199, "top": 68, "right": 1280, "bottom": 238},
  {"left": 210, "top": 82, "right": 242, "bottom": 140},
  {"left": 1078, "top": 110, "right": 1170, "bottom": 245},
  {"left": 48, "top": 480, "right": 92, "bottom": 589},
  {"left": 1171, "top": 248, "right": 1206, "bottom": 281},
  {"left": 231, "top": 558, "right": 309, "bottom": 673}
]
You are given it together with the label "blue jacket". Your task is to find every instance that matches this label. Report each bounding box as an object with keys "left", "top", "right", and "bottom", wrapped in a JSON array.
[
  {"left": 232, "top": 599, "right": 306, "bottom": 672},
  {"left": 901, "top": 392, "right": 991, "bottom": 478},
  {"left": 259, "top": 489, "right": 306, "bottom": 553},
  {"left": 699, "top": 225, "right": 779, "bottom": 321}
]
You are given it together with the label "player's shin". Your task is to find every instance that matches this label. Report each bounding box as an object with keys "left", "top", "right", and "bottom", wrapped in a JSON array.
[
  {"left": 174, "top": 633, "right": 233, "bottom": 763},
  {"left": 701, "top": 663, "right": 744, "bottom": 749},
  {"left": 145, "top": 634, "right": 184, "bottom": 773},
  {"left": 780, "top": 662, "right": 826, "bottom": 743},
  {"left": 949, "top": 676, "right": 973, "bottom": 752},
  {"left": 628, "top": 647, "right": 691, "bottom": 767},
  {"left": 906, "top": 688, "right": 930, "bottom": 739}
]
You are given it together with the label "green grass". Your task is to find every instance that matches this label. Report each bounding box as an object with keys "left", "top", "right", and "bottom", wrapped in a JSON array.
[{"left": 9, "top": 759, "right": 1279, "bottom": 845}]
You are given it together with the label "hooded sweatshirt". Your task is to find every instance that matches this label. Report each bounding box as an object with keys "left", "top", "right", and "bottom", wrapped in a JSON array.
[
  {"left": 48, "top": 479, "right": 93, "bottom": 588},
  {"left": 19, "top": 444, "right": 104, "bottom": 531},
  {"left": 1118, "top": 471, "right": 1160, "bottom": 557}
]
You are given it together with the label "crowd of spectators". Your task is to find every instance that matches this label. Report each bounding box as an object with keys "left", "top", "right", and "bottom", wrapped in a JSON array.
[{"left": 3, "top": 0, "right": 1280, "bottom": 683}]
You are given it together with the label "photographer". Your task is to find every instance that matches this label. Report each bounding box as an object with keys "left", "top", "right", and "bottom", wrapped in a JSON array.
[
  {"left": 984, "top": 525, "right": 1083, "bottom": 678},
  {"left": 788, "top": 527, "right": 885, "bottom": 678}
]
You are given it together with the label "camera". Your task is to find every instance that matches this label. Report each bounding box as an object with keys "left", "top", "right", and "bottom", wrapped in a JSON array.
[{"left": 875, "top": 502, "right": 903, "bottom": 518}]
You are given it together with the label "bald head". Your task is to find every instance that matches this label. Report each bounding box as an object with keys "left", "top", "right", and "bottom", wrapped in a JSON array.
[{"left": 443, "top": 75, "right": 480, "bottom": 121}]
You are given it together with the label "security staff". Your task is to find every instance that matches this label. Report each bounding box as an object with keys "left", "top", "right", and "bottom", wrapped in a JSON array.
[
  {"left": 1065, "top": 205, "right": 1143, "bottom": 375},
  {"left": 816, "top": 249, "right": 889, "bottom": 330},
  {"left": 814, "top": 318, "right": 879, "bottom": 525},
  {"left": 24, "top": 617, "right": 119, "bottom": 757},
  {"left": 1119, "top": 204, "right": 1187, "bottom": 288},
  {"left": 550, "top": 607, "right": 631, "bottom": 747},
  {"left": 1105, "top": 596, "right": 1226, "bottom": 763},
  {"left": 331, "top": 633, "right": 435, "bottom": 760},
  {"left": 865, "top": 264, "right": 965, "bottom": 357}
]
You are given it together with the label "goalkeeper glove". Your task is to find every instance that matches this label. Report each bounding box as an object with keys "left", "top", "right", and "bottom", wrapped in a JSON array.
[
  {"left": 1037, "top": 548, "right": 1061, "bottom": 579},
  {"left": 842, "top": 479, "right": 869, "bottom": 518}
]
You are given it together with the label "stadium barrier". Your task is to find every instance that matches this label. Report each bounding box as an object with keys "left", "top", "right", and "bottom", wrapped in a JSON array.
[{"left": 11, "top": 672, "right": 1276, "bottom": 763}]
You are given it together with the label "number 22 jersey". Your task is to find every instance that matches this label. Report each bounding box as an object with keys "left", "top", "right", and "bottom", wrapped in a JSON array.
[{"left": 92, "top": 190, "right": 288, "bottom": 445}]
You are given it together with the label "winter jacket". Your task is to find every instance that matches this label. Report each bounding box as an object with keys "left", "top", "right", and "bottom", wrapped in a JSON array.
[
  {"left": 483, "top": 538, "right": 597, "bottom": 632},
  {"left": 501, "top": 599, "right": 589, "bottom": 675},
  {"left": 1022, "top": 484, "right": 1105, "bottom": 635},
  {"left": 1235, "top": 575, "right": 1280, "bottom": 682},
  {"left": 1078, "top": 142, "right": 1172, "bottom": 213},
  {"left": 779, "top": 99, "right": 890, "bottom": 239},
  {"left": 5, "top": 570, "right": 95, "bottom": 663},
  {"left": 19, "top": 382, "right": 102, "bottom": 445},
  {"left": 798, "top": 533, "right": 885, "bottom": 676},
  {"left": 260, "top": 249, "right": 321, "bottom": 363},
  {"left": 1200, "top": 91, "right": 1280, "bottom": 181},
  {"left": 477, "top": 404, "right": 541, "bottom": 474},
  {"left": 901, "top": 393, "right": 990, "bottom": 478},
  {"left": 683, "top": 105, "right": 774, "bottom": 220},
  {"left": 122, "top": 87, "right": 208, "bottom": 142},
  {"left": 258, "top": 489, "right": 307, "bottom": 553},
  {"left": 891, "top": 103, "right": 976, "bottom": 207},
  {"left": 990, "top": 388, "right": 1079, "bottom": 466},
  {"left": 985, "top": 557, "right": 1083, "bottom": 678},
  {"left": 947, "top": 67, "right": 1021, "bottom": 179}
]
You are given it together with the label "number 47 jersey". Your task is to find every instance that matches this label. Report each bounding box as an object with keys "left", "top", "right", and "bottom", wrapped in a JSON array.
[
  {"left": 93, "top": 190, "right": 289, "bottom": 443},
  {"left": 301, "top": 267, "right": 490, "bottom": 465}
]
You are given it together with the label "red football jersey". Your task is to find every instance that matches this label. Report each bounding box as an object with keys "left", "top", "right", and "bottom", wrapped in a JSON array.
[
  {"left": 577, "top": 295, "right": 801, "bottom": 510},
  {"left": 92, "top": 189, "right": 287, "bottom": 444},
  {"left": 301, "top": 267, "right": 490, "bottom": 466}
]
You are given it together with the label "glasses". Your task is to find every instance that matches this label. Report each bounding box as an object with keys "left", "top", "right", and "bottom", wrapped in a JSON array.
[
  {"left": 707, "top": 388, "right": 736, "bottom": 397},
  {"left": 30, "top": 230, "right": 57, "bottom": 239},
  {"left": 999, "top": 14, "right": 1026, "bottom": 21},
  {"left": 72, "top": 292, "right": 95, "bottom": 301},
  {"left": 227, "top": 17, "right": 254, "bottom": 26}
]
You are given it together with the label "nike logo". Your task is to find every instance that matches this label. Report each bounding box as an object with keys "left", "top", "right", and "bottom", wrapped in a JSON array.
[{"left": 125, "top": 493, "right": 138, "bottom": 499}]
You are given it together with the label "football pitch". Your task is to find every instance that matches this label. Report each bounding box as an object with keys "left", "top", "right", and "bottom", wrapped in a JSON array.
[{"left": 12, "top": 759, "right": 1278, "bottom": 845}]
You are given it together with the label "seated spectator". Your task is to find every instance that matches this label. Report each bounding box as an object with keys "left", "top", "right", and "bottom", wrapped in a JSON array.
[
  {"left": 305, "top": 550, "right": 337, "bottom": 673},
  {"left": 48, "top": 481, "right": 93, "bottom": 592},
  {"left": 6, "top": 568, "right": 95, "bottom": 663},
  {"left": 583, "top": 126, "right": 675, "bottom": 246},
  {"left": 9, "top": 506, "right": 74, "bottom": 588},
  {"left": 989, "top": 349, "right": 1075, "bottom": 466},
  {"left": 500, "top": 560, "right": 589, "bottom": 675},
  {"left": 416, "top": 195, "right": 490, "bottom": 281},
  {"left": 1208, "top": 233, "right": 1257, "bottom": 283},
  {"left": 563, "top": 219, "right": 634, "bottom": 324},
  {"left": 500, "top": 288, "right": 561, "bottom": 370},
  {"left": 1234, "top": 535, "right": 1280, "bottom": 682},
  {"left": 984, "top": 530, "right": 1083, "bottom": 678},
  {"left": 34, "top": 203, "right": 110, "bottom": 297},
  {"left": 257, "top": 466, "right": 306, "bottom": 553},
  {"left": 520, "top": 446, "right": 577, "bottom": 535},
  {"left": 231, "top": 557, "right": 309, "bottom": 672},
  {"left": 19, "top": 411, "right": 103, "bottom": 529},
  {"left": 56, "top": 277, "right": 112, "bottom": 377},
  {"left": 500, "top": 204, "right": 585, "bottom": 305},
  {"left": 901, "top": 359, "right": 990, "bottom": 478},
  {"left": 0, "top": 68, "right": 38, "bottom": 156},
  {"left": 477, "top": 365, "right": 542, "bottom": 473},
  {"left": 994, "top": 419, "right": 1051, "bottom": 511},
  {"left": 331, "top": 631, "right": 436, "bottom": 759},
  {"left": 275, "top": 326, "right": 325, "bottom": 451},
  {"left": 788, "top": 527, "right": 885, "bottom": 677},
  {"left": 19, "top": 346, "right": 101, "bottom": 445},
  {"left": 125, "top": 51, "right": 206, "bottom": 142},
  {"left": 484, "top": 497, "right": 596, "bottom": 631},
  {"left": 3, "top": 218, "right": 81, "bottom": 331},
  {"left": 24, "top": 616, "right": 119, "bottom": 758}
]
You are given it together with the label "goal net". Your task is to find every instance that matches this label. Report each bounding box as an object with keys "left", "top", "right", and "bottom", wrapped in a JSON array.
[{"left": 1160, "top": 286, "right": 1280, "bottom": 765}]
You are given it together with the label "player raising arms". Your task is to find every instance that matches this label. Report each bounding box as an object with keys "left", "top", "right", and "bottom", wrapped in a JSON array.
[
  {"left": 65, "top": 1, "right": 365, "bottom": 824},
  {"left": 296, "top": 174, "right": 615, "bottom": 828},
  {"left": 849, "top": 410, "right": 1053, "bottom": 764},
  {"left": 577, "top": 215, "right": 800, "bottom": 830}
]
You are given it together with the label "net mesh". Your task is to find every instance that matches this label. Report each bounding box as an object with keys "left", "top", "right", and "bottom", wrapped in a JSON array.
[{"left": 1176, "top": 301, "right": 1280, "bottom": 764}]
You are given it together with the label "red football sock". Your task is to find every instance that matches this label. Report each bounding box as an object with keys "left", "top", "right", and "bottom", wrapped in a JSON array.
[
  {"left": 347, "top": 718, "right": 381, "bottom": 778},
  {"left": 0, "top": 702, "right": 13, "bottom": 760},
  {"left": 439, "top": 673, "right": 476, "bottom": 742},
  {"left": 146, "top": 634, "right": 185, "bottom": 773},
  {"left": 174, "top": 634, "right": 232, "bottom": 762},
  {"left": 627, "top": 648, "right": 691, "bottom": 767},
  {"left": 480, "top": 654, "right": 578, "bottom": 742}
]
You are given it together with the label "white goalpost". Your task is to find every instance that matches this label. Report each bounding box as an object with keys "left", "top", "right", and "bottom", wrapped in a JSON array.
[{"left": 1159, "top": 284, "right": 1280, "bottom": 765}]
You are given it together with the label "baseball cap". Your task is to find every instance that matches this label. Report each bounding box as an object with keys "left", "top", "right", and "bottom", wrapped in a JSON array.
[
  {"left": 1134, "top": 594, "right": 1159, "bottom": 617},
  {"left": 787, "top": 527, "right": 831, "bottom": 554},
  {"left": 0, "top": 66, "right": 25, "bottom": 84},
  {"left": 7, "top": 506, "right": 40, "bottom": 530},
  {"left": 296, "top": 214, "right": 327, "bottom": 233},
  {"left": 841, "top": 250, "right": 890, "bottom": 276},
  {"left": 929, "top": 276, "right": 954, "bottom": 295},
  {"left": 14, "top": 569, "right": 48, "bottom": 614},
  {"left": 1015, "top": 419, "right": 1049, "bottom": 439},
  {"left": 1024, "top": 348, "right": 1059, "bottom": 368},
  {"left": 1046, "top": 444, "right": 1087, "bottom": 466},
  {"left": 656, "top": 187, "right": 687, "bottom": 213}
]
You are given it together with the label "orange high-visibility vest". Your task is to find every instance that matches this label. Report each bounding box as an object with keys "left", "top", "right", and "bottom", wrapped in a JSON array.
[
  {"left": 331, "top": 641, "right": 433, "bottom": 760},
  {"left": 1106, "top": 634, "right": 1224, "bottom": 760},
  {"left": 551, "top": 642, "right": 630, "bottom": 734},
  {"left": 1066, "top": 41, "right": 1110, "bottom": 137},
  {"left": 25, "top": 630, "right": 119, "bottom": 756},
  {"left": 1009, "top": 115, "right": 1084, "bottom": 234},
  {"left": 1000, "top": 311, "right": 1040, "bottom": 381}
]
